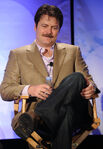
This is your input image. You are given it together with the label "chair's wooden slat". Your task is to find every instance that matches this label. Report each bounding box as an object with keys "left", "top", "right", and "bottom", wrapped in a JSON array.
[
  {"left": 14, "top": 99, "right": 19, "bottom": 115},
  {"left": 92, "top": 98, "right": 98, "bottom": 120},
  {"left": 26, "top": 137, "right": 43, "bottom": 149},
  {"left": 31, "top": 131, "right": 43, "bottom": 143},
  {"left": 91, "top": 96, "right": 100, "bottom": 129},
  {"left": 20, "top": 96, "right": 29, "bottom": 113},
  {"left": 22, "top": 99, "right": 26, "bottom": 113}
]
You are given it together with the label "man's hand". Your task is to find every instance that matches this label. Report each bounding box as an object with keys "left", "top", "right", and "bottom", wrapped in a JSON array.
[
  {"left": 81, "top": 78, "right": 96, "bottom": 99},
  {"left": 28, "top": 84, "right": 52, "bottom": 100}
]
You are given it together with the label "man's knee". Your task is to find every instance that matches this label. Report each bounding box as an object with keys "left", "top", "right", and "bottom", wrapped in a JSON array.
[
  {"left": 59, "top": 72, "right": 86, "bottom": 91},
  {"left": 62, "top": 72, "right": 85, "bottom": 83},
  {"left": 71, "top": 72, "right": 85, "bottom": 80}
]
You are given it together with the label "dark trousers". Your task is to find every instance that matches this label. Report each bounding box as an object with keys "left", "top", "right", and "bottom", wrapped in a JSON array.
[{"left": 35, "top": 72, "right": 92, "bottom": 149}]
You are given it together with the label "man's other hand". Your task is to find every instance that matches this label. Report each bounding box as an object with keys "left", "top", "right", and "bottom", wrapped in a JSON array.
[
  {"left": 81, "top": 78, "right": 96, "bottom": 99},
  {"left": 28, "top": 84, "right": 52, "bottom": 100}
]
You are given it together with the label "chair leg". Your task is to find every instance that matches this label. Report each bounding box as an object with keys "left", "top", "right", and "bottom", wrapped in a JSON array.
[
  {"left": 26, "top": 137, "right": 41, "bottom": 149},
  {"left": 26, "top": 131, "right": 48, "bottom": 149},
  {"left": 72, "top": 130, "right": 92, "bottom": 149},
  {"left": 31, "top": 131, "right": 43, "bottom": 144}
]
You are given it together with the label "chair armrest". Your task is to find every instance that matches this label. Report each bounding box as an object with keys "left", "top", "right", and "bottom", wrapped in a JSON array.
[
  {"left": 14, "top": 96, "right": 29, "bottom": 115},
  {"left": 14, "top": 99, "right": 20, "bottom": 115},
  {"left": 91, "top": 94, "right": 100, "bottom": 129}
]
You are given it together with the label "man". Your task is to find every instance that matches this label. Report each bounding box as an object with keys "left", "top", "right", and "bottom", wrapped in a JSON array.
[{"left": 0, "top": 4, "right": 100, "bottom": 149}]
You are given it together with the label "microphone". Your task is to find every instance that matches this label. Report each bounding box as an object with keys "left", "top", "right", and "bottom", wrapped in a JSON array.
[{"left": 49, "top": 62, "right": 53, "bottom": 67}]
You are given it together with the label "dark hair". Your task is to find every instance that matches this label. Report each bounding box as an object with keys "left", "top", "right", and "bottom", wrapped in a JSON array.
[{"left": 34, "top": 4, "right": 63, "bottom": 29}]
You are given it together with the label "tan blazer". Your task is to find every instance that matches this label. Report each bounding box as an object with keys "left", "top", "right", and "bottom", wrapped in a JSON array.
[{"left": 0, "top": 41, "right": 94, "bottom": 111}]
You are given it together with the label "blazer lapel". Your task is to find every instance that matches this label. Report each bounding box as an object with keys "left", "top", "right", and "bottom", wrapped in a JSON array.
[
  {"left": 53, "top": 44, "right": 66, "bottom": 85},
  {"left": 26, "top": 42, "right": 48, "bottom": 78}
]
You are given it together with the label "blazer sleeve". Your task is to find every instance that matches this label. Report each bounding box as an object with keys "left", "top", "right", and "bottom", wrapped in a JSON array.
[
  {"left": 75, "top": 47, "right": 100, "bottom": 93},
  {"left": 0, "top": 50, "right": 25, "bottom": 101}
]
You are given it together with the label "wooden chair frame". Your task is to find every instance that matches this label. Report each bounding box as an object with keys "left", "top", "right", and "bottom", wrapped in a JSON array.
[{"left": 14, "top": 94, "right": 100, "bottom": 149}]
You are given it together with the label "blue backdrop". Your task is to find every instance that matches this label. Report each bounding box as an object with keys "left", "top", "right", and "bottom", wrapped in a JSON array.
[
  {"left": 74, "top": 0, "right": 103, "bottom": 134},
  {"left": 0, "top": 0, "right": 71, "bottom": 139}
]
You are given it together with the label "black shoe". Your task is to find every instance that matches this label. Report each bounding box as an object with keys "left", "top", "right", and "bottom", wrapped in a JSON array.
[
  {"left": 12, "top": 111, "right": 51, "bottom": 141},
  {"left": 13, "top": 112, "right": 39, "bottom": 139}
]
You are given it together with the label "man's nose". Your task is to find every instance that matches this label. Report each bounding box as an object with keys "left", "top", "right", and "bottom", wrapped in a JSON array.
[{"left": 47, "top": 27, "right": 52, "bottom": 34}]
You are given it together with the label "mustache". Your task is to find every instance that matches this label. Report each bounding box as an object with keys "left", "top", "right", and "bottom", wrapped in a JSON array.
[{"left": 42, "top": 34, "right": 53, "bottom": 38}]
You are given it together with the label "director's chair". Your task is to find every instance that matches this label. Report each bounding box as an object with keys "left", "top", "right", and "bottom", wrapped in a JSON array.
[{"left": 14, "top": 94, "right": 100, "bottom": 149}]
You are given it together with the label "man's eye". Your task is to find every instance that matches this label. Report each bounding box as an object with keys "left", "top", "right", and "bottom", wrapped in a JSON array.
[
  {"left": 41, "top": 25, "right": 47, "bottom": 27},
  {"left": 53, "top": 26, "right": 59, "bottom": 30}
]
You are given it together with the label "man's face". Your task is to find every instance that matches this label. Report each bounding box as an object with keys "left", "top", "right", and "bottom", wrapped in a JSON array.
[{"left": 34, "top": 15, "right": 60, "bottom": 48}]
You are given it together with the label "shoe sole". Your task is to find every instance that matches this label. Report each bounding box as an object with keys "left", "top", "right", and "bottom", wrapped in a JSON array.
[{"left": 14, "top": 113, "right": 34, "bottom": 139}]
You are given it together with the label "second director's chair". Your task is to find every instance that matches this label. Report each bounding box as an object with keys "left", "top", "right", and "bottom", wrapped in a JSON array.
[{"left": 14, "top": 94, "right": 100, "bottom": 149}]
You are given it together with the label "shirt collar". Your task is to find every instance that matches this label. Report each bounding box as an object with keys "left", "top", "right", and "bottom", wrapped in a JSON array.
[{"left": 35, "top": 40, "right": 55, "bottom": 56}]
